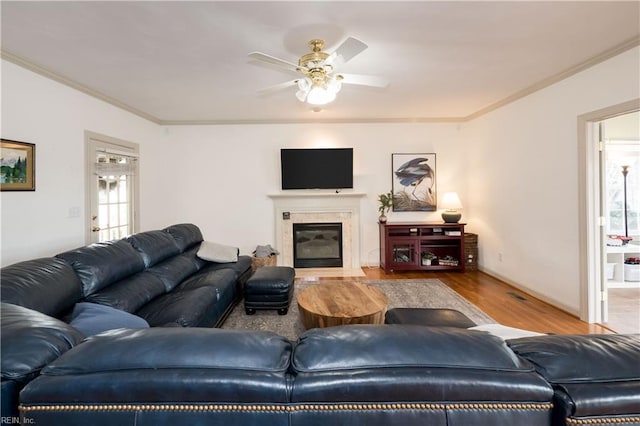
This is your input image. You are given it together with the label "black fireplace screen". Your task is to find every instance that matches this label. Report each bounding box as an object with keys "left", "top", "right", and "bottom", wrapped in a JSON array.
[{"left": 293, "top": 222, "right": 343, "bottom": 268}]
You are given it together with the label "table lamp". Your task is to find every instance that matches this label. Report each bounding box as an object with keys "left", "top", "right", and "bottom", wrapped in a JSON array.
[{"left": 441, "top": 192, "right": 463, "bottom": 223}]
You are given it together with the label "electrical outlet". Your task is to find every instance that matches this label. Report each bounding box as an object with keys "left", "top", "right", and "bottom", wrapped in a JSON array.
[{"left": 498, "top": 252, "right": 503, "bottom": 262}]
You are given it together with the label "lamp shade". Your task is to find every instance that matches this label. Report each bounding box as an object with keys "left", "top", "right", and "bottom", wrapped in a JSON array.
[
  {"left": 441, "top": 192, "right": 463, "bottom": 210},
  {"left": 441, "top": 192, "right": 462, "bottom": 223}
]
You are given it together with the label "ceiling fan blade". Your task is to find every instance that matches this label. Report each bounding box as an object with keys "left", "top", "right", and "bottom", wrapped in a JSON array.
[
  {"left": 257, "top": 79, "right": 298, "bottom": 95},
  {"left": 328, "top": 37, "right": 368, "bottom": 67},
  {"left": 339, "top": 73, "right": 389, "bottom": 88},
  {"left": 248, "top": 52, "right": 301, "bottom": 73}
]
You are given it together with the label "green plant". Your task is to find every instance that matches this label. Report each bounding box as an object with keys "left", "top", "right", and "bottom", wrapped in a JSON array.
[
  {"left": 422, "top": 252, "right": 437, "bottom": 260},
  {"left": 377, "top": 191, "right": 393, "bottom": 215}
]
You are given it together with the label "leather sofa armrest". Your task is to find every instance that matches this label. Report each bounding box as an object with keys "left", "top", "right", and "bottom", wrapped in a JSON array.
[
  {"left": 508, "top": 334, "right": 640, "bottom": 421},
  {"left": 507, "top": 334, "right": 640, "bottom": 383},
  {"left": 1, "top": 303, "right": 84, "bottom": 383}
]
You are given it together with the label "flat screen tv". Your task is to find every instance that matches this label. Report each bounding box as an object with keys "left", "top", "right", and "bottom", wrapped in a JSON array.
[{"left": 281, "top": 148, "right": 353, "bottom": 190}]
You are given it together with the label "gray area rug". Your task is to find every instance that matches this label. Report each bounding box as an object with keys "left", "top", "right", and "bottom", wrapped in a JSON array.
[{"left": 222, "top": 279, "right": 495, "bottom": 341}]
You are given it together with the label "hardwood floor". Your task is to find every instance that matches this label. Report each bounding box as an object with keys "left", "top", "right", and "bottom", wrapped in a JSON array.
[{"left": 302, "top": 268, "right": 614, "bottom": 335}]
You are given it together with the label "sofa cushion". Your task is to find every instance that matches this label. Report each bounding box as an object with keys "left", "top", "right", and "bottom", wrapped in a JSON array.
[
  {"left": 175, "top": 268, "right": 238, "bottom": 314},
  {"left": 42, "top": 328, "right": 291, "bottom": 375},
  {"left": 163, "top": 223, "right": 203, "bottom": 252},
  {"left": 293, "top": 325, "right": 526, "bottom": 373},
  {"left": 197, "top": 241, "right": 239, "bottom": 263},
  {"left": 146, "top": 254, "right": 200, "bottom": 292},
  {"left": 290, "top": 325, "right": 553, "bottom": 404},
  {"left": 126, "top": 230, "right": 181, "bottom": 267},
  {"left": 1, "top": 303, "right": 84, "bottom": 383},
  {"left": 507, "top": 334, "right": 640, "bottom": 383},
  {"left": 56, "top": 240, "right": 145, "bottom": 297},
  {"left": 84, "top": 271, "right": 167, "bottom": 313},
  {"left": 134, "top": 286, "right": 220, "bottom": 327},
  {"left": 0, "top": 257, "right": 82, "bottom": 317},
  {"left": 199, "top": 254, "right": 253, "bottom": 279},
  {"left": 69, "top": 303, "right": 149, "bottom": 337},
  {"left": 176, "top": 268, "right": 236, "bottom": 292},
  {"left": 20, "top": 328, "right": 292, "bottom": 405}
]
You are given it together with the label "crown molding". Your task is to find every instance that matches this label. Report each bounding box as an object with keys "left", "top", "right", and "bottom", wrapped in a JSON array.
[
  {"left": 3, "top": 35, "right": 639, "bottom": 126},
  {"left": 157, "top": 116, "right": 467, "bottom": 126},
  {"left": 0, "top": 49, "right": 161, "bottom": 124},
  {"left": 464, "top": 36, "right": 640, "bottom": 122}
]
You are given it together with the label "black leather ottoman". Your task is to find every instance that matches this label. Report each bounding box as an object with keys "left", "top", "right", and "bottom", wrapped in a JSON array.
[
  {"left": 385, "top": 308, "right": 477, "bottom": 328},
  {"left": 244, "top": 266, "right": 295, "bottom": 315}
]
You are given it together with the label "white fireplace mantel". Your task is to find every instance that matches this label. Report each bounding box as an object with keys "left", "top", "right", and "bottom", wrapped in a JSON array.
[{"left": 269, "top": 192, "right": 366, "bottom": 269}]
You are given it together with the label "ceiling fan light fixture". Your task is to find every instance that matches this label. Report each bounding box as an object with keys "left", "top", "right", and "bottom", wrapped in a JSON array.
[
  {"left": 297, "top": 77, "right": 311, "bottom": 91},
  {"left": 250, "top": 37, "right": 381, "bottom": 106},
  {"left": 306, "top": 86, "right": 336, "bottom": 105},
  {"left": 327, "top": 76, "right": 342, "bottom": 94},
  {"left": 295, "top": 89, "right": 307, "bottom": 102}
]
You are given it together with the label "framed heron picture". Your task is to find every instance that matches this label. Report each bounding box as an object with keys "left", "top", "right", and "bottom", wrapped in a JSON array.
[
  {"left": 1, "top": 139, "right": 36, "bottom": 191},
  {"left": 392, "top": 153, "right": 436, "bottom": 211}
]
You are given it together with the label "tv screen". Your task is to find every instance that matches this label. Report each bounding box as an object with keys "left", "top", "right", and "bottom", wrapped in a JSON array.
[{"left": 281, "top": 148, "right": 353, "bottom": 190}]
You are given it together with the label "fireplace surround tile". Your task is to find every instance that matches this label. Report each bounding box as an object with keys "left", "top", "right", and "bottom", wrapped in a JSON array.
[{"left": 269, "top": 193, "right": 365, "bottom": 270}]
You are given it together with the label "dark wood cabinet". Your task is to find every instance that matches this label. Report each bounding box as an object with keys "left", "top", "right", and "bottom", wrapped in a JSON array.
[{"left": 379, "top": 222, "right": 465, "bottom": 273}]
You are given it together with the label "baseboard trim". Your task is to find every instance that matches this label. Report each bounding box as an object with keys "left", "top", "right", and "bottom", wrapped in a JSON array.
[{"left": 478, "top": 267, "right": 580, "bottom": 318}]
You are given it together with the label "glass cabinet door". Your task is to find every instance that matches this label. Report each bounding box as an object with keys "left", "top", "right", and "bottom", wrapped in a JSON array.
[{"left": 389, "top": 239, "right": 418, "bottom": 268}]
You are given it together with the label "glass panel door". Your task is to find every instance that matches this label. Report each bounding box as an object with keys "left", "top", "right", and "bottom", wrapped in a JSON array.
[
  {"left": 95, "top": 153, "right": 135, "bottom": 242},
  {"left": 85, "top": 132, "right": 139, "bottom": 244},
  {"left": 390, "top": 238, "right": 418, "bottom": 268}
]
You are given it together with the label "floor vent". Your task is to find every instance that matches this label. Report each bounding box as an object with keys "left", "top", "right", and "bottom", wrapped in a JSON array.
[{"left": 507, "top": 292, "right": 527, "bottom": 301}]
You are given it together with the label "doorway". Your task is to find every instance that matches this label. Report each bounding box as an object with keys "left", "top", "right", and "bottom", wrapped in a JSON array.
[
  {"left": 85, "top": 131, "right": 140, "bottom": 244},
  {"left": 578, "top": 101, "right": 640, "bottom": 333},
  {"left": 601, "top": 113, "right": 640, "bottom": 333}
]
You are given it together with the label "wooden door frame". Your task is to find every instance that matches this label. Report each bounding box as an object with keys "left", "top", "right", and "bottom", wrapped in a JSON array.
[{"left": 577, "top": 99, "right": 640, "bottom": 322}]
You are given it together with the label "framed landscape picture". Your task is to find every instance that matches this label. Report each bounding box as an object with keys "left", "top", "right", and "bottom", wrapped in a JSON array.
[
  {"left": 392, "top": 153, "right": 436, "bottom": 211},
  {"left": 1, "top": 139, "right": 35, "bottom": 191}
]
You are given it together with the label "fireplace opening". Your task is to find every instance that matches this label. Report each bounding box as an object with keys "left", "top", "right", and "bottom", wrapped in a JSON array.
[{"left": 293, "top": 223, "right": 343, "bottom": 268}]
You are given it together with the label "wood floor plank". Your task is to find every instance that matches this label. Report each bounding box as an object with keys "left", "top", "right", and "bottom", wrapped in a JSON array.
[{"left": 302, "top": 268, "right": 614, "bottom": 335}]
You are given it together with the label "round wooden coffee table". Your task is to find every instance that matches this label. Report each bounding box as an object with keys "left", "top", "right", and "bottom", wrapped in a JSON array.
[{"left": 297, "top": 282, "right": 389, "bottom": 329}]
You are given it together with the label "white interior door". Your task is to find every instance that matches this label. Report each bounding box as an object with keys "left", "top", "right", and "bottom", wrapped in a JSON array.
[
  {"left": 85, "top": 132, "right": 139, "bottom": 244},
  {"left": 598, "top": 122, "right": 609, "bottom": 323}
]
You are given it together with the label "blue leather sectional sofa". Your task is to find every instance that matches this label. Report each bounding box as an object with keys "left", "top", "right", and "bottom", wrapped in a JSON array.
[
  {"left": 1, "top": 223, "right": 639, "bottom": 425},
  {"left": 1, "top": 223, "right": 252, "bottom": 416}
]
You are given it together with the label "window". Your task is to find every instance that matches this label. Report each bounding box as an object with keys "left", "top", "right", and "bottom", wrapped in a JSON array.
[
  {"left": 95, "top": 152, "right": 137, "bottom": 241},
  {"left": 605, "top": 141, "right": 640, "bottom": 236}
]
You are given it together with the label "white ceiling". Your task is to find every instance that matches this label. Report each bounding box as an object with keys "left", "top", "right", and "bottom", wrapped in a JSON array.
[{"left": 2, "top": 1, "right": 639, "bottom": 124}]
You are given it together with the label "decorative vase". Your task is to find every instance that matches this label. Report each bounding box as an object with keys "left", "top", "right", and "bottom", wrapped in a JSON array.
[{"left": 378, "top": 215, "right": 387, "bottom": 224}]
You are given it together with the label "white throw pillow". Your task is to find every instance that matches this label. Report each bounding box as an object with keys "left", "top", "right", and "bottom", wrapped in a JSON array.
[
  {"left": 197, "top": 241, "right": 239, "bottom": 263},
  {"left": 468, "top": 323, "right": 545, "bottom": 340}
]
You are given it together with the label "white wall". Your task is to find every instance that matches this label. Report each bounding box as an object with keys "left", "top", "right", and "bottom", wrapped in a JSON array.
[
  {"left": 153, "top": 123, "right": 466, "bottom": 264},
  {"left": 0, "top": 60, "right": 162, "bottom": 266},
  {"left": 463, "top": 46, "right": 640, "bottom": 314}
]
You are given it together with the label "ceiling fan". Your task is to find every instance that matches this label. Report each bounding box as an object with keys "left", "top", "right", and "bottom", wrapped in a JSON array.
[{"left": 248, "top": 37, "right": 388, "bottom": 106}]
